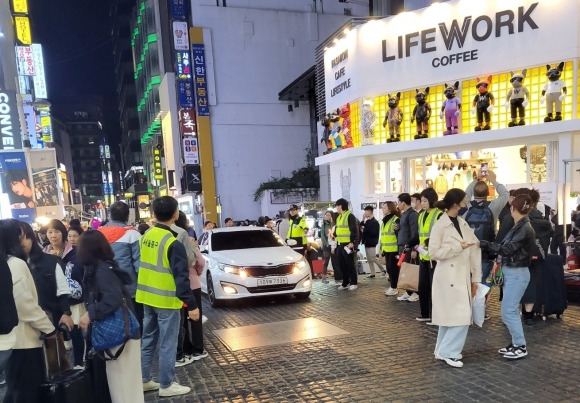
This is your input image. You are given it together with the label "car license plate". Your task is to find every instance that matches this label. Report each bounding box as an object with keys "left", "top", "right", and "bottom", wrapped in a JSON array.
[{"left": 257, "top": 277, "right": 288, "bottom": 286}]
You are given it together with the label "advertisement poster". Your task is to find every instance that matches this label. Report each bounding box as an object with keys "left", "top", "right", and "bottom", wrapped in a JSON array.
[
  {"left": 183, "top": 138, "right": 199, "bottom": 165},
  {"left": 173, "top": 21, "right": 189, "bottom": 51},
  {"left": 29, "top": 149, "right": 64, "bottom": 220},
  {"left": 0, "top": 151, "right": 35, "bottom": 223},
  {"left": 0, "top": 90, "right": 23, "bottom": 150}
]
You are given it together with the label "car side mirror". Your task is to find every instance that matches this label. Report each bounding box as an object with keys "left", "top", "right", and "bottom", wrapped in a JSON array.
[{"left": 286, "top": 239, "right": 297, "bottom": 246}]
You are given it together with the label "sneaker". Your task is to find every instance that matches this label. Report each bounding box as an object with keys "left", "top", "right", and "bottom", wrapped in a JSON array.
[
  {"left": 159, "top": 382, "right": 191, "bottom": 397},
  {"left": 202, "top": 315, "right": 208, "bottom": 324},
  {"left": 348, "top": 285, "right": 358, "bottom": 291},
  {"left": 435, "top": 352, "right": 462, "bottom": 360},
  {"left": 335, "top": 280, "right": 343, "bottom": 285},
  {"left": 484, "top": 314, "right": 491, "bottom": 321},
  {"left": 366, "top": 274, "right": 376, "bottom": 279},
  {"left": 380, "top": 271, "right": 388, "bottom": 278},
  {"left": 443, "top": 357, "right": 464, "bottom": 368},
  {"left": 337, "top": 284, "right": 350, "bottom": 290},
  {"left": 397, "top": 292, "right": 411, "bottom": 301},
  {"left": 191, "top": 350, "right": 209, "bottom": 361},
  {"left": 384, "top": 287, "right": 398, "bottom": 296},
  {"left": 502, "top": 345, "right": 527, "bottom": 359},
  {"left": 175, "top": 355, "right": 195, "bottom": 367},
  {"left": 143, "top": 380, "right": 160, "bottom": 392},
  {"left": 408, "top": 292, "right": 419, "bottom": 302},
  {"left": 498, "top": 343, "right": 515, "bottom": 355},
  {"left": 416, "top": 317, "right": 431, "bottom": 322},
  {"left": 73, "top": 365, "right": 84, "bottom": 370},
  {"left": 426, "top": 321, "right": 437, "bottom": 326}
]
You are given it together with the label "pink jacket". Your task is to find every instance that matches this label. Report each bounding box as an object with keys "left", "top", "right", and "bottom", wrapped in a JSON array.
[{"left": 188, "top": 242, "right": 205, "bottom": 290}]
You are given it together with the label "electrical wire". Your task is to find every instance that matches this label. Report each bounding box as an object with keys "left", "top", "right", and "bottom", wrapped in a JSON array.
[{"left": 46, "top": 39, "right": 113, "bottom": 66}]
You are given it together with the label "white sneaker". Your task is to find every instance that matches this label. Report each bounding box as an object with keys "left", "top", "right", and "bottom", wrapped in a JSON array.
[
  {"left": 191, "top": 350, "right": 209, "bottom": 361},
  {"left": 143, "top": 380, "right": 160, "bottom": 392},
  {"left": 337, "top": 284, "right": 350, "bottom": 290},
  {"left": 348, "top": 285, "right": 358, "bottom": 291},
  {"left": 159, "top": 382, "right": 191, "bottom": 397},
  {"left": 202, "top": 315, "right": 208, "bottom": 324},
  {"left": 384, "top": 287, "right": 398, "bottom": 296},
  {"left": 175, "top": 355, "right": 194, "bottom": 367},
  {"left": 442, "top": 357, "right": 463, "bottom": 368},
  {"left": 397, "top": 292, "right": 411, "bottom": 301},
  {"left": 380, "top": 271, "right": 388, "bottom": 278},
  {"left": 435, "top": 352, "right": 462, "bottom": 360},
  {"left": 408, "top": 292, "right": 419, "bottom": 302}
]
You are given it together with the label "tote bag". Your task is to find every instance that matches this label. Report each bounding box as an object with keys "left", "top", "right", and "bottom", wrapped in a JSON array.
[{"left": 398, "top": 261, "right": 419, "bottom": 291}]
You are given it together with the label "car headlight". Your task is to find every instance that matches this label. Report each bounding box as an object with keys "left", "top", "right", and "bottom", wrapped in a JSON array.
[
  {"left": 293, "top": 258, "right": 307, "bottom": 274},
  {"left": 218, "top": 263, "right": 247, "bottom": 277}
]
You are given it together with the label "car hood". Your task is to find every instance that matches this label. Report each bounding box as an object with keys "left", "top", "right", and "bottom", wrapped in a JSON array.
[{"left": 210, "top": 247, "right": 302, "bottom": 266}]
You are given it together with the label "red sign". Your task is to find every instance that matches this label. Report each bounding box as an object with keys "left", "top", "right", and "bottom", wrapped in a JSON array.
[{"left": 179, "top": 108, "right": 197, "bottom": 137}]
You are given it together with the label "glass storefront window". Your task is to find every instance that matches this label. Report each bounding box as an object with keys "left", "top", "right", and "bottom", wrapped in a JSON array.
[
  {"left": 389, "top": 160, "right": 403, "bottom": 194},
  {"left": 373, "top": 161, "right": 386, "bottom": 194},
  {"left": 372, "top": 159, "right": 403, "bottom": 194}
]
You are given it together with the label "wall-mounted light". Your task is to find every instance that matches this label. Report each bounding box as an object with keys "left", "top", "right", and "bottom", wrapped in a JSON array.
[
  {"left": 288, "top": 104, "right": 293, "bottom": 112},
  {"left": 294, "top": 100, "right": 299, "bottom": 108}
]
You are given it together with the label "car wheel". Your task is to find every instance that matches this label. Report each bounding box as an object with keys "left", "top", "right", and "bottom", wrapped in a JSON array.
[
  {"left": 295, "top": 292, "right": 311, "bottom": 300},
  {"left": 207, "top": 272, "right": 222, "bottom": 308}
]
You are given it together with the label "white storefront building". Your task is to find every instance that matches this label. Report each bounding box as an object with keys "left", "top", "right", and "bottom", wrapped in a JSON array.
[{"left": 316, "top": 0, "right": 580, "bottom": 225}]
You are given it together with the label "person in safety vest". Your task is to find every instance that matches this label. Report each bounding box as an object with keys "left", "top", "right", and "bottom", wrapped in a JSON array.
[
  {"left": 382, "top": 201, "right": 401, "bottom": 296},
  {"left": 334, "top": 198, "right": 360, "bottom": 291},
  {"left": 413, "top": 188, "right": 442, "bottom": 322},
  {"left": 137, "top": 196, "right": 199, "bottom": 398},
  {"left": 286, "top": 204, "right": 308, "bottom": 255}
]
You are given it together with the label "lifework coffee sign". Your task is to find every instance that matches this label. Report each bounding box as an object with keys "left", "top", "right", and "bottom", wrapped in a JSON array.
[
  {"left": 324, "top": 0, "right": 577, "bottom": 112},
  {"left": 0, "top": 90, "right": 22, "bottom": 150}
]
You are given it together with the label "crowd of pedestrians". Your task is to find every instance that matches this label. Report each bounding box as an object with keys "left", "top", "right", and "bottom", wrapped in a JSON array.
[
  {"left": 0, "top": 198, "right": 207, "bottom": 401},
  {"left": 312, "top": 168, "right": 565, "bottom": 368}
]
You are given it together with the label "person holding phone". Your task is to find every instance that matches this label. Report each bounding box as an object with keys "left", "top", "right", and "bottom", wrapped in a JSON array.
[{"left": 429, "top": 188, "right": 482, "bottom": 368}]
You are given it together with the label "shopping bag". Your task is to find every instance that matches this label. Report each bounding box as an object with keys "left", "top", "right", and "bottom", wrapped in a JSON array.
[
  {"left": 378, "top": 255, "right": 386, "bottom": 266},
  {"left": 485, "top": 262, "right": 503, "bottom": 287},
  {"left": 398, "top": 261, "right": 419, "bottom": 291},
  {"left": 472, "top": 283, "right": 490, "bottom": 327}
]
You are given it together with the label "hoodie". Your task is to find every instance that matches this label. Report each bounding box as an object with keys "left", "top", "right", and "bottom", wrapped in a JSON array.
[{"left": 98, "top": 221, "right": 141, "bottom": 297}]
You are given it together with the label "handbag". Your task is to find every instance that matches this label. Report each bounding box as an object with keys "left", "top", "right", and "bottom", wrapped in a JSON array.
[
  {"left": 91, "top": 299, "right": 139, "bottom": 359},
  {"left": 485, "top": 262, "right": 504, "bottom": 287},
  {"left": 398, "top": 260, "right": 419, "bottom": 291}
]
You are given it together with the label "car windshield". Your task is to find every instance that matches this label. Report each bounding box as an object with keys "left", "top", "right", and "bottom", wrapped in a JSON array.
[{"left": 211, "top": 230, "right": 286, "bottom": 251}]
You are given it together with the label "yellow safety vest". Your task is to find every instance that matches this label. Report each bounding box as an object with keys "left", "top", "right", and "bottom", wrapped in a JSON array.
[
  {"left": 335, "top": 210, "right": 352, "bottom": 244},
  {"left": 287, "top": 216, "right": 307, "bottom": 244},
  {"left": 136, "top": 226, "right": 182, "bottom": 309},
  {"left": 418, "top": 209, "right": 442, "bottom": 261},
  {"left": 380, "top": 216, "right": 398, "bottom": 253}
]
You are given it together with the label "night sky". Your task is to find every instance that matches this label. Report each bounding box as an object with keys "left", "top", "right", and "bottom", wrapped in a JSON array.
[{"left": 27, "top": 0, "right": 120, "bottom": 149}]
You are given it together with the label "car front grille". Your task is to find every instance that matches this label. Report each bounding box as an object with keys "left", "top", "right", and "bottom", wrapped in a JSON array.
[
  {"left": 243, "top": 264, "right": 294, "bottom": 277},
  {"left": 246, "top": 284, "right": 298, "bottom": 294}
]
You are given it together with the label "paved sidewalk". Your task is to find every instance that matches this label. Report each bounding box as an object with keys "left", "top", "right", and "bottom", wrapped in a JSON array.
[{"left": 144, "top": 277, "right": 580, "bottom": 402}]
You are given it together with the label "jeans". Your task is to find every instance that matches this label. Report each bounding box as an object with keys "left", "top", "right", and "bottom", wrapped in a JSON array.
[
  {"left": 365, "top": 247, "right": 384, "bottom": 275},
  {"left": 322, "top": 246, "right": 331, "bottom": 276},
  {"left": 481, "top": 260, "right": 494, "bottom": 283},
  {"left": 141, "top": 305, "right": 181, "bottom": 388},
  {"left": 0, "top": 349, "right": 11, "bottom": 370},
  {"left": 435, "top": 325, "right": 469, "bottom": 359},
  {"left": 501, "top": 267, "right": 530, "bottom": 346}
]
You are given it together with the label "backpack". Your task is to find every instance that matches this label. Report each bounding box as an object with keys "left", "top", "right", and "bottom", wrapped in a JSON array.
[{"left": 465, "top": 200, "right": 494, "bottom": 242}]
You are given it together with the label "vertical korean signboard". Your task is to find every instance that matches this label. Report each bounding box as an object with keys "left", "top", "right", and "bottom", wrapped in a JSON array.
[
  {"left": 0, "top": 151, "right": 35, "bottom": 223},
  {"left": 191, "top": 44, "right": 209, "bottom": 116}
]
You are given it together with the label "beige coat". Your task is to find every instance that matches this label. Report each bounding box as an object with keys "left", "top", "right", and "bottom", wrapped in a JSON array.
[
  {"left": 8, "top": 257, "right": 55, "bottom": 349},
  {"left": 429, "top": 214, "right": 482, "bottom": 327}
]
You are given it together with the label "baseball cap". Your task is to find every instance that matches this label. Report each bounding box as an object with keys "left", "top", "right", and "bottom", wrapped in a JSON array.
[{"left": 288, "top": 204, "right": 299, "bottom": 211}]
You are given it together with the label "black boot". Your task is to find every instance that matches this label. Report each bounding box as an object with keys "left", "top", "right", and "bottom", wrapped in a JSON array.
[{"left": 523, "top": 309, "right": 535, "bottom": 325}]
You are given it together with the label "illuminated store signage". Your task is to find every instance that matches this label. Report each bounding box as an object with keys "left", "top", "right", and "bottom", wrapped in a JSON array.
[
  {"left": 179, "top": 108, "right": 196, "bottom": 137},
  {"left": 14, "top": 16, "right": 32, "bottom": 45},
  {"left": 16, "top": 46, "right": 35, "bottom": 76},
  {"left": 12, "top": 0, "right": 29, "bottom": 13},
  {"left": 173, "top": 21, "right": 189, "bottom": 51},
  {"left": 31, "top": 44, "right": 47, "bottom": 99},
  {"left": 153, "top": 147, "right": 164, "bottom": 180},
  {"left": 191, "top": 44, "right": 209, "bottom": 116},
  {"left": 175, "top": 50, "right": 192, "bottom": 80},
  {"left": 0, "top": 90, "right": 22, "bottom": 150}
]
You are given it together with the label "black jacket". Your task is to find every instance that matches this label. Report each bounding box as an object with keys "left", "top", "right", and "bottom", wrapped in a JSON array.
[
  {"left": 480, "top": 216, "right": 536, "bottom": 268},
  {"left": 361, "top": 217, "right": 380, "bottom": 247},
  {"left": 0, "top": 259, "right": 18, "bottom": 335},
  {"left": 84, "top": 260, "right": 140, "bottom": 340},
  {"left": 528, "top": 209, "right": 553, "bottom": 260},
  {"left": 28, "top": 252, "right": 70, "bottom": 324},
  {"left": 397, "top": 208, "right": 419, "bottom": 248}
]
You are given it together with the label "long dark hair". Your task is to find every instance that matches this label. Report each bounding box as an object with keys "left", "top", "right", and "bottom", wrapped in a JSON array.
[
  {"left": 0, "top": 219, "right": 27, "bottom": 261},
  {"left": 174, "top": 211, "right": 188, "bottom": 231},
  {"left": 77, "top": 230, "right": 115, "bottom": 267},
  {"left": 18, "top": 221, "right": 45, "bottom": 263}
]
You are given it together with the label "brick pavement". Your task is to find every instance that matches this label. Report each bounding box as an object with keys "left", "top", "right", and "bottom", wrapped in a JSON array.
[{"left": 143, "top": 277, "right": 580, "bottom": 403}]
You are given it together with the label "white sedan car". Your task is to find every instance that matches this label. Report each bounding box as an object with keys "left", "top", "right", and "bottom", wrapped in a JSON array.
[{"left": 199, "top": 227, "right": 312, "bottom": 307}]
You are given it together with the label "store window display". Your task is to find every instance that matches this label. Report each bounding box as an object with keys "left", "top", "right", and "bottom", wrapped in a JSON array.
[
  {"left": 382, "top": 92, "right": 402, "bottom": 143},
  {"left": 360, "top": 100, "right": 377, "bottom": 146},
  {"left": 439, "top": 82, "right": 461, "bottom": 135},
  {"left": 540, "top": 62, "right": 567, "bottom": 122},
  {"left": 505, "top": 70, "right": 530, "bottom": 127},
  {"left": 472, "top": 76, "right": 495, "bottom": 131},
  {"left": 411, "top": 88, "right": 432, "bottom": 139}
]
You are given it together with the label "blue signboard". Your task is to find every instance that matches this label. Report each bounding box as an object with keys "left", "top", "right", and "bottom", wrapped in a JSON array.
[
  {"left": 178, "top": 80, "right": 194, "bottom": 109},
  {"left": 0, "top": 151, "right": 35, "bottom": 223},
  {"left": 175, "top": 50, "right": 192, "bottom": 81},
  {"left": 191, "top": 44, "right": 210, "bottom": 116},
  {"left": 170, "top": 0, "right": 186, "bottom": 20}
]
